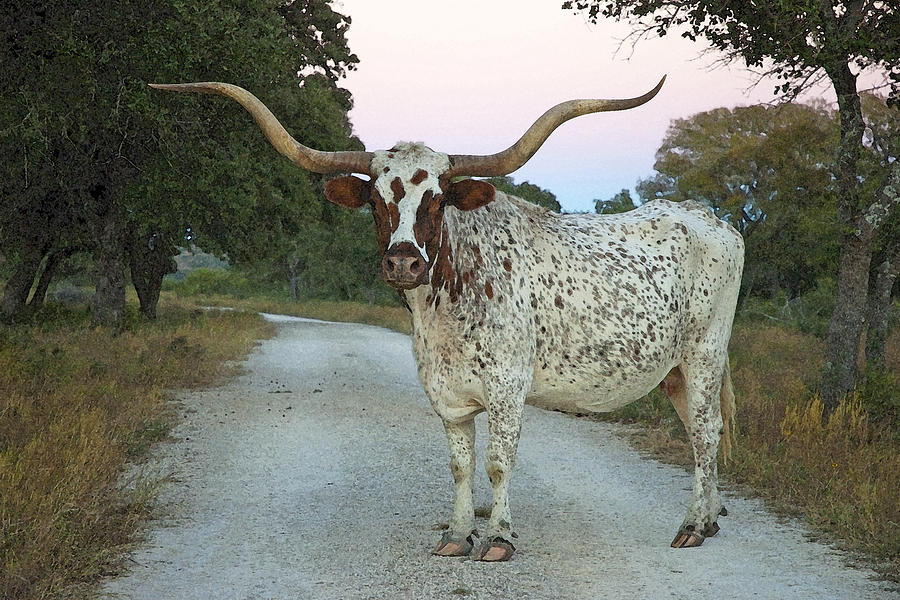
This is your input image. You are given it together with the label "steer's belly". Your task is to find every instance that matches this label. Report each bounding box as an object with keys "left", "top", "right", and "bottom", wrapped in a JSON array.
[{"left": 527, "top": 364, "right": 670, "bottom": 414}]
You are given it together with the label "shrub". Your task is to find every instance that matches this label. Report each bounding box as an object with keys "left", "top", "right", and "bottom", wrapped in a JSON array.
[
  {"left": 171, "top": 268, "right": 253, "bottom": 298},
  {"left": 857, "top": 364, "right": 900, "bottom": 431}
]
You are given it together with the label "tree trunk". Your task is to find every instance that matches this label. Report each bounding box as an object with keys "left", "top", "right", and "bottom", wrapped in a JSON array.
[
  {"left": 128, "top": 230, "right": 176, "bottom": 320},
  {"left": 27, "top": 250, "right": 64, "bottom": 310},
  {"left": 92, "top": 208, "right": 127, "bottom": 329},
  {"left": 1, "top": 237, "right": 48, "bottom": 321},
  {"left": 820, "top": 61, "right": 868, "bottom": 411},
  {"left": 822, "top": 233, "right": 873, "bottom": 408},
  {"left": 865, "top": 249, "right": 900, "bottom": 369}
]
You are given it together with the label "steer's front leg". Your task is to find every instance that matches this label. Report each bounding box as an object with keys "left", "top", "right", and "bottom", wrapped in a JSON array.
[
  {"left": 433, "top": 418, "right": 477, "bottom": 557},
  {"left": 475, "top": 386, "right": 526, "bottom": 562}
]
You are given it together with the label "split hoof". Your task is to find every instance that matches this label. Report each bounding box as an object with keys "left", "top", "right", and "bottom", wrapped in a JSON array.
[
  {"left": 474, "top": 537, "right": 516, "bottom": 562},
  {"left": 433, "top": 531, "right": 475, "bottom": 557},
  {"left": 671, "top": 528, "right": 705, "bottom": 548}
]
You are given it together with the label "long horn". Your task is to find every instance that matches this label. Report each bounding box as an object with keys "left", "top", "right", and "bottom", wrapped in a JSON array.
[
  {"left": 446, "top": 75, "right": 666, "bottom": 178},
  {"left": 149, "top": 82, "right": 374, "bottom": 175}
]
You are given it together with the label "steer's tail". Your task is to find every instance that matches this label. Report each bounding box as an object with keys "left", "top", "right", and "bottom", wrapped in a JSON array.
[{"left": 719, "top": 356, "right": 736, "bottom": 463}]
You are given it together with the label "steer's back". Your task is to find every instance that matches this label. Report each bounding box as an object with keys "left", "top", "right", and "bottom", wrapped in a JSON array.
[{"left": 522, "top": 198, "right": 743, "bottom": 413}]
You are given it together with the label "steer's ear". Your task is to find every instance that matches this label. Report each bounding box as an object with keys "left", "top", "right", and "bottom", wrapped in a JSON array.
[
  {"left": 444, "top": 179, "right": 496, "bottom": 211},
  {"left": 324, "top": 175, "right": 371, "bottom": 209}
]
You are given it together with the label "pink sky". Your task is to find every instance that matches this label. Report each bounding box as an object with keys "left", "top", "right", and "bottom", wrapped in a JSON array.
[{"left": 336, "top": 1, "right": 845, "bottom": 213}]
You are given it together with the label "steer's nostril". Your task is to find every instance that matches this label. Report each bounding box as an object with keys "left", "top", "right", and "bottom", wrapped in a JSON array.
[{"left": 410, "top": 259, "right": 423, "bottom": 275}]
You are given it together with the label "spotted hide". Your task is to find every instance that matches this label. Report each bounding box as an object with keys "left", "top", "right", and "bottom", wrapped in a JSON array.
[{"left": 150, "top": 79, "right": 744, "bottom": 561}]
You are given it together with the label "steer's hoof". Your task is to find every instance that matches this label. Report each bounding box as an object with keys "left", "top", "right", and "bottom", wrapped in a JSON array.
[
  {"left": 474, "top": 537, "right": 516, "bottom": 562},
  {"left": 433, "top": 531, "right": 475, "bottom": 557},
  {"left": 702, "top": 521, "right": 720, "bottom": 537},
  {"left": 671, "top": 526, "right": 705, "bottom": 548}
]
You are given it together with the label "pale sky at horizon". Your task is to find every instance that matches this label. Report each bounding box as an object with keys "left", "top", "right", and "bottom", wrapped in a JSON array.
[{"left": 334, "top": 0, "right": 857, "bottom": 213}]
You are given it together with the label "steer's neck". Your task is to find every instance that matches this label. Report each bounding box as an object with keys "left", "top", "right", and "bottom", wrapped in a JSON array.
[{"left": 404, "top": 191, "right": 534, "bottom": 324}]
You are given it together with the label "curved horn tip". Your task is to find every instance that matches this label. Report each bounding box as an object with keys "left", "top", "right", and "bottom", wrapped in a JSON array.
[{"left": 148, "top": 82, "right": 234, "bottom": 95}]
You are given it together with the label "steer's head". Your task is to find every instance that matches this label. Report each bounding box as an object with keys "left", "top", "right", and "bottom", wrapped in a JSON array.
[
  {"left": 324, "top": 143, "right": 495, "bottom": 289},
  {"left": 149, "top": 77, "right": 665, "bottom": 291}
]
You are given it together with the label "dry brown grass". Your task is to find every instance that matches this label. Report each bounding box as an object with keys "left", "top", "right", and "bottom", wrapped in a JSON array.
[
  {"left": 606, "top": 322, "right": 900, "bottom": 580},
  {"left": 0, "top": 301, "right": 273, "bottom": 600}
]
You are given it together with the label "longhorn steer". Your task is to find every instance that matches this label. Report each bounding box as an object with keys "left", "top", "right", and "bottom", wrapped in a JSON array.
[{"left": 151, "top": 77, "right": 743, "bottom": 561}]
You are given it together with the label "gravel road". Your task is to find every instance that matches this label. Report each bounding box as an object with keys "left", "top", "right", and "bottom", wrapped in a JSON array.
[{"left": 101, "top": 314, "right": 897, "bottom": 600}]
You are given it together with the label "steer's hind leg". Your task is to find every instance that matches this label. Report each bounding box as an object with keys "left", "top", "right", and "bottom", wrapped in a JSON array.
[
  {"left": 671, "top": 357, "right": 727, "bottom": 549},
  {"left": 433, "top": 419, "right": 477, "bottom": 557}
]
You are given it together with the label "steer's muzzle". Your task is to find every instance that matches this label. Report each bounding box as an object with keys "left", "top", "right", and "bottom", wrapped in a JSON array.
[{"left": 381, "top": 242, "right": 428, "bottom": 289}]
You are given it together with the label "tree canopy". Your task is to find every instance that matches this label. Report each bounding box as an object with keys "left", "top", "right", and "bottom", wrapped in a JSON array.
[
  {"left": 487, "top": 177, "right": 562, "bottom": 212},
  {"left": 595, "top": 189, "right": 637, "bottom": 214},
  {"left": 0, "top": 0, "right": 371, "bottom": 323},
  {"left": 562, "top": 1, "right": 899, "bottom": 104},
  {"left": 638, "top": 102, "right": 842, "bottom": 298}
]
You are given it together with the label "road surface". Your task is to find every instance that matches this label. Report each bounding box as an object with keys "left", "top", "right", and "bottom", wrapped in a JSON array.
[{"left": 101, "top": 314, "right": 896, "bottom": 599}]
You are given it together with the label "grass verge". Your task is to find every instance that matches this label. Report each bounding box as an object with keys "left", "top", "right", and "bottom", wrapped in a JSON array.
[
  {"left": 600, "top": 321, "right": 899, "bottom": 581},
  {"left": 159, "top": 290, "right": 413, "bottom": 334},
  {"left": 0, "top": 300, "right": 274, "bottom": 600}
]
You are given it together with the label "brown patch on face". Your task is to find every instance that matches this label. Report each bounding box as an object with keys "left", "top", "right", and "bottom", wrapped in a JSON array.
[
  {"left": 390, "top": 177, "right": 406, "bottom": 203},
  {"left": 485, "top": 281, "right": 494, "bottom": 299},
  {"left": 502, "top": 259, "right": 512, "bottom": 272},
  {"left": 369, "top": 188, "right": 392, "bottom": 253},
  {"left": 555, "top": 295, "right": 564, "bottom": 309},
  {"left": 410, "top": 169, "right": 428, "bottom": 185},
  {"left": 413, "top": 190, "right": 444, "bottom": 262}
]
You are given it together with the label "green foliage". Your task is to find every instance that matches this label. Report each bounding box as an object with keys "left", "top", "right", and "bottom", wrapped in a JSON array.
[
  {"left": 638, "top": 102, "right": 842, "bottom": 298},
  {"left": 858, "top": 365, "right": 900, "bottom": 430},
  {"left": 486, "top": 176, "right": 562, "bottom": 211},
  {"left": 0, "top": 1, "right": 364, "bottom": 321},
  {"left": 166, "top": 268, "right": 252, "bottom": 299},
  {"left": 739, "top": 278, "right": 837, "bottom": 338},
  {"left": 595, "top": 188, "right": 637, "bottom": 214},
  {"left": 562, "top": 1, "right": 900, "bottom": 105}
]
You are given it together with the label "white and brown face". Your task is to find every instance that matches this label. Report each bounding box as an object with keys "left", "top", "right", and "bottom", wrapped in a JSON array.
[{"left": 324, "top": 143, "right": 495, "bottom": 290}]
